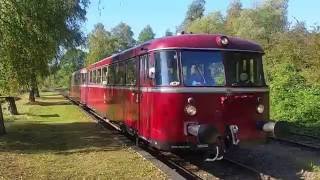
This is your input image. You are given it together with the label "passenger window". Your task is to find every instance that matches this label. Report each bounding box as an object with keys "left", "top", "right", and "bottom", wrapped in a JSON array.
[
  {"left": 89, "top": 71, "right": 92, "bottom": 83},
  {"left": 93, "top": 70, "right": 97, "bottom": 84},
  {"left": 154, "top": 51, "right": 180, "bottom": 86},
  {"left": 115, "top": 63, "right": 125, "bottom": 85},
  {"left": 126, "top": 59, "right": 137, "bottom": 86},
  {"left": 103, "top": 66, "right": 108, "bottom": 84},
  {"left": 109, "top": 65, "right": 115, "bottom": 85},
  {"left": 97, "top": 68, "right": 102, "bottom": 84},
  {"left": 140, "top": 54, "right": 149, "bottom": 82},
  {"left": 83, "top": 73, "right": 87, "bottom": 85}
]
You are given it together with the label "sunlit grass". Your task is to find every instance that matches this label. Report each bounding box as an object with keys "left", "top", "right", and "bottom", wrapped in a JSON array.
[{"left": 0, "top": 92, "right": 165, "bottom": 179}]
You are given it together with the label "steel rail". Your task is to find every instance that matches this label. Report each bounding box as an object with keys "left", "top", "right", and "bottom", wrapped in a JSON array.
[
  {"left": 223, "top": 157, "right": 268, "bottom": 179},
  {"left": 268, "top": 136, "right": 320, "bottom": 151}
]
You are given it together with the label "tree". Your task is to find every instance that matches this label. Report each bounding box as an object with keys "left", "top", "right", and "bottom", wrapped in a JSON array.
[
  {"left": 186, "top": 12, "right": 225, "bottom": 34},
  {"left": 0, "top": 0, "right": 88, "bottom": 102},
  {"left": 225, "top": 0, "right": 242, "bottom": 34},
  {"left": 111, "top": 22, "right": 135, "bottom": 51},
  {"left": 177, "top": 0, "right": 206, "bottom": 32},
  {"left": 58, "top": 49, "right": 86, "bottom": 87},
  {"left": 138, "top": 25, "right": 155, "bottom": 43},
  {"left": 0, "top": 103, "right": 5, "bottom": 135},
  {"left": 165, "top": 29, "right": 174, "bottom": 36},
  {"left": 86, "top": 23, "right": 118, "bottom": 65},
  {"left": 228, "top": 0, "right": 288, "bottom": 44}
]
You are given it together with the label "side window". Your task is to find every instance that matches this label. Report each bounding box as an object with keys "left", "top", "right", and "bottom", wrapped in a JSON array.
[
  {"left": 114, "top": 63, "right": 119, "bottom": 85},
  {"left": 93, "top": 70, "right": 97, "bottom": 84},
  {"left": 97, "top": 68, "right": 102, "bottom": 84},
  {"left": 141, "top": 54, "right": 149, "bottom": 82},
  {"left": 126, "top": 59, "right": 137, "bottom": 86},
  {"left": 89, "top": 71, "right": 92, "bottom": 83},
  {"left": 109, "top": 65, "right": 115, "bottom": 85},
  {"left": 118, "top": 63, "right": 125, "bottom": 85},
  {"left": 103, "top": 66, "right": 108, "bottom": 84},
  {"left": 154, "top": 51, "right": 179, "bottom": 86}
]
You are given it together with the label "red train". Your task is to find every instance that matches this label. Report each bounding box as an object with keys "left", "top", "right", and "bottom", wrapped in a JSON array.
[{"left": 70, "top": 34, "right": 276, "bottom": 159}]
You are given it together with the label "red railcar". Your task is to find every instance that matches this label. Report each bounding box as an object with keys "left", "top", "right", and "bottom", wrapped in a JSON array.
[{"left": 70, "top": 34, "right": 275, "bottom": 158}]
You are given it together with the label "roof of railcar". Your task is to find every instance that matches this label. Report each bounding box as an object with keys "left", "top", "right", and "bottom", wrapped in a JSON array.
[{"left": 88, "top": 34, "right": 263, "bottom": 69}]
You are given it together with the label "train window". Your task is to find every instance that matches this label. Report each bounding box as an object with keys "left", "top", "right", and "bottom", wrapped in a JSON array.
[
  {"left": 224, "top": 53, "right": 265, "bottom": 87},
  {"left": 140, "top": 54, "right": 149, "bottom": 82},
  {"left": 154, "top": 51, "right": 180, "bottom": 86},
  {"left": 93, "top": 70, "right": 97, "bottom": 84},
  {"left": 76, "top": 74, "right": 78, "bottom": 85},
  {"left": 181, "top": 51, "right": 225, "bottom": 87},
  {"left": 81, "top": 73, "right": 85, "bottom": 85},
  {"left": 96, "top": 68, "right": 102, "bottom": 84},
  {"left": 102, "top": 66, "right": 108, "bottom": 85},
  {"left": 117, "top": 63, "right": 125, "bottom": 85},
  {"left": 126, "top": 59, "right": 137, "bottom": 86},
  {"left": 89, "top": 71, "right": 92, "bottom": 83},
  {"left": 108, "top": 64, "right": 115, "bottom": 85}
]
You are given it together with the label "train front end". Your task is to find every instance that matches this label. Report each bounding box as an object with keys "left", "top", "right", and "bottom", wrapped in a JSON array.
[{"left": 147, "top": 35, "right": 275, "bottom": 156}]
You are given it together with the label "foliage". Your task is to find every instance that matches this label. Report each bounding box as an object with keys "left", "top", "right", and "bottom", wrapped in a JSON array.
[
  {"left": 0, "top": 0, "right": 88, "bottom": 100},
  {"left": 111, "top": 22, "right": 135, "bottom": 51},
  {"left": 165, "top": 29, "right": 174, "bottom": 36},
  {"left": 138, "top": 25, "right": 155, "bottom": 43},
  {"left": 85, "top": 23, "right": 118, "bottom": 66},
  {"left": 178, "top": 0, "right": 206, "bottom": 32},
  {"left": 186, "top": 12, "right": 225, "bottom": 34},
  {"left": 55, "top": 49, "right": 86, "bottom": 88}
]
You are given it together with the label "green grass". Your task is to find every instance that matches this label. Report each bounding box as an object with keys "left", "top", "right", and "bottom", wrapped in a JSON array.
[
  {"left": 0, "top": 92, "right": 165, "bottom": 179},
  {"left": 311, "top": 165, "right": 320, "bottom": 179},
  {"left": 274, "top": 120, "right": 320, "bottom": 138}
]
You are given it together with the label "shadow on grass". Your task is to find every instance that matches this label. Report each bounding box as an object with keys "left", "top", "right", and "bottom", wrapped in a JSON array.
[
  {"left": 40, "top": 93, "right": 61, "bottom": 96},
  {"left": 25, "top": 101, "right": 72, "bottom": 106},
  {"left": 40, "top": 96, "right": 67, "bottom": 100},
  {"left": 0, "top": 122, "right": 132, "bottom": 154}
]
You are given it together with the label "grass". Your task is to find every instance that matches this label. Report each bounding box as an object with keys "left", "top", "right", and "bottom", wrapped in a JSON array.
[
  {"left": 0, "top": 92, "right": 165, "bottom": 179},
  {"left": 274, "top": 120, "right": 320, "bottom": 138}
]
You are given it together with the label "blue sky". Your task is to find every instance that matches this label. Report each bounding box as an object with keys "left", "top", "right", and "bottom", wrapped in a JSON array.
[{"left": 83, "top": 0, "right": 320, "bottom": 38}]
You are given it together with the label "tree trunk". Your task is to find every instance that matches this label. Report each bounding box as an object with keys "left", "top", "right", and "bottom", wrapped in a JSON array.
[
  {"left": 5, "top": 97, "right": 18, "bottom": 115},
  {"left": 0, "top": 103, "right": 6, "bottom": 135},
  {"left": 29, "top": 88, "right": 35, "bottom": 102},
  {"left": 35, "top": 83, "right": 40, "bottom": 98},
  {"left": 29, "top": 74, "right": 37, "bottom": 103}
]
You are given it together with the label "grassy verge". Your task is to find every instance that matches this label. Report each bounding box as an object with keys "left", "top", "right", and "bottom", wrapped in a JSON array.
[
  {"left": 274, "top": 120, "right": 320, "bottom": 137},
  {"left": 0, "top": 92, "right": 165, "bottom": 179},
  {"left": 311, "top": 165, "right": 320, "bottom": 179}
]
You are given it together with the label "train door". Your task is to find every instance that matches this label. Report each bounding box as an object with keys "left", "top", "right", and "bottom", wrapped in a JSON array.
[
  {"left": 123, "top": 58, "right": 140, "bottom": 132},
  {"left": 80, "top": 72, "right": 88, "bottom": 104},
  {"left": 138, "top": 54, "right": 151, "bottom": 139}
]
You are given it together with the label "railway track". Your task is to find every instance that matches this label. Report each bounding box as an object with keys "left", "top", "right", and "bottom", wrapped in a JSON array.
[
  {"left": 64, "top": 95, "right": 202, "bottom": 179},
  {"left": 269, "top": 133, "right": 320, "bottom": 151},
  {"left": 63, "top": 94, "right": 270, "bottom": 179}
]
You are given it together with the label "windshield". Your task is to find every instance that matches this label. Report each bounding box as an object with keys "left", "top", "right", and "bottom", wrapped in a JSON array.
[
  {"left": 224, "top": 52, "right": 266, "bottom": 87},
  {"left": 154, "top": 50, "right": 265, "bottom": 87},
  {"left": 181, "top": 51, "right": 225, "bottom": 86}
]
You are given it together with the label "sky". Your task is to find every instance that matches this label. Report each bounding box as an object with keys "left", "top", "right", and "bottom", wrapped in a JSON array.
[{"left": 83, "top": 0, "right": 320, "bottom": 38}]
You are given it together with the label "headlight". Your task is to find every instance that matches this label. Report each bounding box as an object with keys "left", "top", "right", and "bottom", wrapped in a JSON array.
[
  {"left": 257, "top": 104, "right": 264, "bottom": 114},
  {"left": 185, "top": 104, "right": 197, "bottom": 116}
]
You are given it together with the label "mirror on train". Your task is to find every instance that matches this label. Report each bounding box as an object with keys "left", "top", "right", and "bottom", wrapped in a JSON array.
[
  {"left": 102, "top": 81, "right": 107, "bottom": 86},
  {"left": 148, "top": 67, "right": 155, "bottom": 79}
]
